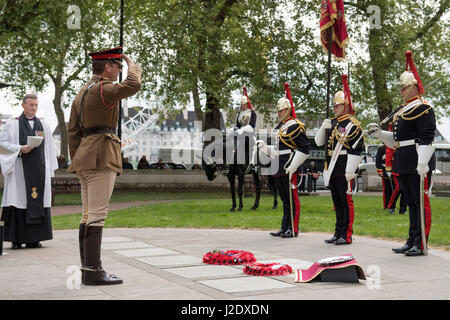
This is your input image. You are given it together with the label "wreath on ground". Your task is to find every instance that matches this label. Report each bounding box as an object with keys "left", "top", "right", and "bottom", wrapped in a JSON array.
[
  {"left": 203, "top": 250, "right": 256, "bottom": 265},
  {"left": 243, "top": 262, "right": 293, "bottom": 276}
]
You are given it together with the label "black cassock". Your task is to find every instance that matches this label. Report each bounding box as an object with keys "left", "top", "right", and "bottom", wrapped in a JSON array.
[{"left": 1, "top": 114, "right": 53, "bottom": 244}]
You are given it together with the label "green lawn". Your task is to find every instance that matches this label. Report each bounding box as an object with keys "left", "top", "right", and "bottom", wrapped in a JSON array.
[
  {"left": 51, "top": 192, "right": 450, "bottom": 250},
  {"left": 52, "top": 190, "right": 230, "bottom": 206}
]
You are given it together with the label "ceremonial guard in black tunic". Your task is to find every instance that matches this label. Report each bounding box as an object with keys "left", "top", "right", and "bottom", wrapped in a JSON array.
[
  {"left": 373, "top": 51, "right": 435, "bottom": 256},
  {"left": 384, "top": 141, "right": 407, "bottom": 215},
  {"left": 375, "top": 144, "right": 394, "bottom": 212},
  {"left": 233, "top": 86, "right": 257, "bottom": 169},
  {"left": 315, "top": 75, "right": 364, "bottom": 245},
  {"left": 234, "top": 87, "right": 257, "bottom": 134},
  {"left": 257, "top": 83, "right": 309, "bottom": 238}
]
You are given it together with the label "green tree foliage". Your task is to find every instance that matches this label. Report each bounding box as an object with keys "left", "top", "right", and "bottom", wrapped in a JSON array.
[
  {"left": 0, "top": 0, "right": 118, "bottom": 159},
  {"left": 127, "top": 0, "right": 305, "bottom": 129},
  {"left": 1, "top": 0, "right": 448, "bottom": 158},
  {"left": 292, "top": 0, "right": 449, "bottom": 125},
  {"left": 0, "top": 0, "right": 41, "bottom": 39}
]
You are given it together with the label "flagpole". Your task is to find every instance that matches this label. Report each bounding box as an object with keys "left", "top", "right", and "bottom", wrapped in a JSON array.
[
  {"left": 118, "top": 0, "right": 124, "bottom": 141},
  {"left": 324, "top": 26, "right": 332, "bottom": 171}
]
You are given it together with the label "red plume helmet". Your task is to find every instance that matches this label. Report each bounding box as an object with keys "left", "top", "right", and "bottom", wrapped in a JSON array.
[
  {"left": 242, "top": 86, "right": 253, "bottom": 109},
  {"left": 404, "top": 51, "right": 425, "bottom": 95},
  {"left": 283, "top": 83, "right": 297, "bottom": 119},
  {"left": 341, "top": 74, "right": 354, "bottom": 115}
]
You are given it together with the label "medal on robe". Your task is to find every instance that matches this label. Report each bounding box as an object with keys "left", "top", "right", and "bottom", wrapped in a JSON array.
[{"left": 31, "top": 187, "right": 38, "bottom": 199}]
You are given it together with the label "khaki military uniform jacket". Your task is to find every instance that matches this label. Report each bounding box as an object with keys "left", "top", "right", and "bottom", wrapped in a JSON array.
[{"left": 68, "top": 64, "right": 142, "bottom": 174}]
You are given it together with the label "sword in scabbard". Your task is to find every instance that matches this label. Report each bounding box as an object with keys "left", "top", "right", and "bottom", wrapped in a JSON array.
[
  {"left": 420, "top": 174, "right": 428, "bottom": 256},
  {"left": 346, "top": 180, "right": 352, "bottom": 194},
  {"left": 288, "top": 172, "right": 295, "bottom": 238}
]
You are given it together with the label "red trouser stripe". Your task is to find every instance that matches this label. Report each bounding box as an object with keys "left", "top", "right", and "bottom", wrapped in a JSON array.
[
  {"left": 387, "top": 175, "right": 400, "bottom": 209},
  {"left": 345, "top": 180, "right": 355, "bottom": 243},
  {"left": 291, "top": 174, "right": 301, "bottom": 234},
  {"left": 382, "top": 179, "right": 386, "bottom": 209},
  {"left": 422, "top": 176, "right": 432, "bottom": 250}
]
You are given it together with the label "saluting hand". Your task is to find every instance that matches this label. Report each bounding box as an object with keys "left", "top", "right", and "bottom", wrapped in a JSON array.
[{"left": 121, "top": 54, "right": 134, "bottom": 67}]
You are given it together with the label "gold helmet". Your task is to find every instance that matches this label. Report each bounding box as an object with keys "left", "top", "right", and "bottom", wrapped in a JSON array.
[
  {"left": 240, "top": 96, "right": 248, "bottom": 105},
  {"left": 401, "top": 51, "right": 425, "bottom": 95},
  {"left": 333, "top": 91, "right": 345, "bottom": 106},
  {"left": 277, "top": 97, "right": 290, "bottom": 111},
  {"left": 399, "top": 71, "right": 417, "bottom": 90}
]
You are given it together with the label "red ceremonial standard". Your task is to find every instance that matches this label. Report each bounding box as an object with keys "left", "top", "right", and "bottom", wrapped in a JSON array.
[{"left": 319, "top": 0, "right": 349, "bottom": 59}]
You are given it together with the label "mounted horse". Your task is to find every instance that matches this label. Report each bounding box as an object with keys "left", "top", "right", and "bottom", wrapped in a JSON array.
[
  {"left": 203, "top": 131, "right": 262, "bottom": 212},
  {"left": 203, "top": 87, "right": 278, "bottom": 211}
]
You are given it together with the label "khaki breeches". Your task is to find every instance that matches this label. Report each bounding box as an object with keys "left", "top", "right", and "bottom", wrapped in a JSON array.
[{"left": 77, "top": 168, "right": 117, "bottom": 227}]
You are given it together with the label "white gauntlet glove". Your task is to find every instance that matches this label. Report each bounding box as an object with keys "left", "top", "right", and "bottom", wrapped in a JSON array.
[
  {"left": 285, "top": 151, "right": 309, "bottom": 175},
  {"left": 314, "top": 119, "right": 332, "bottom": 147},
  {"left": 379, "top": 131, "right": 395, "bottom": 149},
  {"left": 416, "top": 145, "right": 435, "bottom": 177},
  {"left": 345, "top": 154, "right": 363, "bottom": 182}
]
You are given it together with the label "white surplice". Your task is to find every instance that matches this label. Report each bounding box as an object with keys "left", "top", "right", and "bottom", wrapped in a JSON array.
[{"left": 0, "top": 117, "right": 58, "bottom": 209}]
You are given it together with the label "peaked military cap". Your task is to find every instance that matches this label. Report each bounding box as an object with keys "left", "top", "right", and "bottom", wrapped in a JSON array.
[{"left": 88, "top": 47, "right": 123, "bottom": 66}]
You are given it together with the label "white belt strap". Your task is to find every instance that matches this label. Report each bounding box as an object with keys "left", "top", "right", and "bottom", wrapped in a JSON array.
[
  {"left": 395, "top": 139, "right": 416, "bottom": 148},
  {"left": 278, "top": 149, "right": 292, "bottom": 155}
]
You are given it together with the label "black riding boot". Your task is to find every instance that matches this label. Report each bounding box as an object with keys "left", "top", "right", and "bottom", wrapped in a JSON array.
[
  {"left": 79, "top": 223, "right": 86, "bottom": 283},
  {"left": 82, "top": 225, "right": 123, "bottom": 285}
]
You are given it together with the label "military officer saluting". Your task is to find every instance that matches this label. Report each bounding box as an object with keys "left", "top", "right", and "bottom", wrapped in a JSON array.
[
  {"left": 372, "top": 51, "right": 435, "bottom": 256},
  {"left": 68, "top": 47, "right": 142, "bottom": 285},
  {"left": 315, "top": 74, "right": 364, "bottom": 245},
  {"left": 257, "top": 83, "right": 309, "bottom": 238}
]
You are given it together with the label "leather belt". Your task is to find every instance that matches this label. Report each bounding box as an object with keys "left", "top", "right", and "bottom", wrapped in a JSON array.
[
  {"left": 82, "top": 127, "right": 116, "bottom": 137},
  {"left": 395, "top": 139, "right": 416, "bottom": 148}
]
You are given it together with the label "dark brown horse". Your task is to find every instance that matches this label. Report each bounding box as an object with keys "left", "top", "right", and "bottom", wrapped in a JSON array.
[{"left": 203, "top": 133, "right": 277, "bottom": 212}]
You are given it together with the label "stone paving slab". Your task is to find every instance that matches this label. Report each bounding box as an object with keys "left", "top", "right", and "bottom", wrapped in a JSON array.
[
  {"left": 102, "top": 237, "right": 134, "bottom": 243},
  {"left": 0, "top": 227, "right": 449, "bottom": 300},
  {"left": 102, "top": 241, "right": 154, "bottom": 250},
  {"left": 198, "top": 276, "right": 296, "bottom": 293},
  {"left": 114, "top": 247, "right": 180, "bottom": 258},
  {"left": 136, "top": 255, "right": 203, "bottom": 267},
  {"left": 163, "top": 265, "right": 244, "bottom": 279}
]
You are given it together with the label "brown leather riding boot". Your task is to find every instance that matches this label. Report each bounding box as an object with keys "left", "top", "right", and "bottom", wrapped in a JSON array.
[{"left": 82, "top": 225, "right": 123, "bottom": 285}]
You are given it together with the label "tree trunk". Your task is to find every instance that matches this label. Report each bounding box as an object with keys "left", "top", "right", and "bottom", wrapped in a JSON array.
[
  {"left": 191, "top": 78, "right": 204, "bottom": 129},
  {"left": 52, "top": 84, "right": 68, "bottom": 160},
  {"left": 368, "top": 27, "right": 394, "bottom": 123},
  {"left": 204, "top": 92, "right": 221, "bottom": 131}
]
